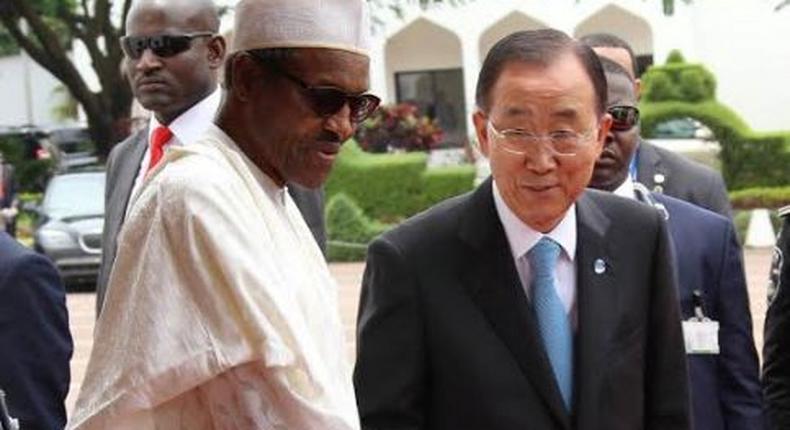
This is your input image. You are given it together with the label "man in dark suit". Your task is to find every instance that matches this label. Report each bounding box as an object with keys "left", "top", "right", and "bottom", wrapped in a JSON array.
[
  {"left": 354, "top": 29, "right": 690, "bottom": 430},
  {"left": 97, "top": 0, "right": 326, "bottom": 315},
  {"left": 590, "top": 57, "right": 762, "bottom": 430},
  {"left": 580, "top": 33, "right": 731, "bottom": 218},
  {"left": 764, "top": 205, "right": 790, "bottom": 429},
  {"left": 0, "top": 232, "right": 72, "bottom": 429}
]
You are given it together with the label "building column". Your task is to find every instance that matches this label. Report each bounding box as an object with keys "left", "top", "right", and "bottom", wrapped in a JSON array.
[
  {"left": 460, "top": 35, "right": 480, "bottom": 142},
  {"left": 369, "top": 40, "right": 389, "bottom": 104}
]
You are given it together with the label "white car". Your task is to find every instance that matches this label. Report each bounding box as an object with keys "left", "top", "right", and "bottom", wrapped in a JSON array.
[{"left": 647, "top": 117, "right": 720, "bottom": 155}]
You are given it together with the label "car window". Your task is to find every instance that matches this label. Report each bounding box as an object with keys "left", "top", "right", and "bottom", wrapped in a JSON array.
[
  {"left": 650, "top": 117, "right": 714, "bottom": 140},
  {"left": 652, "top": 118, "right": 697, "bottom": 139},
  {"left": 42, "top": 173, "right": 106, "bottom": 220}
]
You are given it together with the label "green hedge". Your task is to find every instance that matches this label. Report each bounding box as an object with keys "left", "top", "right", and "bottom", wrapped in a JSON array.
[
  {"left": 730, "top": 186, "right": 790, "bottom": 210},
  {"left": 326, "top": 193, "right": 391, "bottom": 262},
  {"left": 640, "top": 101, "right": 790, "bottom": 190},
  {"left": 0, "top": 136, "right": 56, "bottom": 192},
  {"left": 326, "top": 140, "right": 475, "bottom": 222},
  {"left": 642, "top": 63, "right": 717, "bottom": 103}
]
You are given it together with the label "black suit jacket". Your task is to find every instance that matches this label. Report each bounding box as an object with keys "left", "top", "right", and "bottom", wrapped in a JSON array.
[
  {"left": 354, "top": 179, "right": 691, "bottom": 430},
  {"left": 764, "top": 209, "right": 790, "bottom": 430},
  {"left": 0, "top": 233, "right": 72, "bottom": 430},
  {"left": 637, "top": 140, "right": 731, "bottom": 219},
  {"left": 96, "top": 127, "right": 327, "bottom": 315}
]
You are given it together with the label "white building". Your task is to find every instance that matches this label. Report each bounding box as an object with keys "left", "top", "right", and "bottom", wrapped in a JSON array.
[
  {"left": 2, "top": 0, "right": 788, "bottom": 141},
  {"left": 364, "top": 0, "right": 790, "bottom": 145},
  {"left": 0, "top": 51, "right": 65, "bottom": 128}
]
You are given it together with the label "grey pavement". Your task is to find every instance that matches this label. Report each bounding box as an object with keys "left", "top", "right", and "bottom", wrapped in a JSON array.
[{"left": 64, "top": 248, "right": 775, "bottom": 414}]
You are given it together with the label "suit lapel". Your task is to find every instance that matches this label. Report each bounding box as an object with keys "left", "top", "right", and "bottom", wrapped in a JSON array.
[
  {"left": 637, "top": 141, "right": 667, "bottom": 193},
  {"left": 113, "top": 130, "right": 148, "bottom": 226},
  {"left": 574, "top": 192, "right": 621, "bottom": 426},
  {"left": 458, "top": 179, "right": 571, "bottom": 429}
]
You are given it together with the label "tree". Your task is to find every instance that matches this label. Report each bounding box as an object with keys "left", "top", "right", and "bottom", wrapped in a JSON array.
[{"left": 0, "top": 0, "right": 132, "bottom": 158}]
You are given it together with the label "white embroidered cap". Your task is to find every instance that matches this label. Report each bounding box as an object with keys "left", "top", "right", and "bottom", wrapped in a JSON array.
[{"left": 230, "top": 0, "right": 371, "bottom": 56}]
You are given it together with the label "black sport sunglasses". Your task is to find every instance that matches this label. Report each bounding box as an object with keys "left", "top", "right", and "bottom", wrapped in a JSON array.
[
  {"left": 247, "top": 51, "right": 380, "bottom": 123},
  {"left": 607, "top": 105, "right": 640, "bottom": 131},
  {"left": 120, "top": 32, "right": 214, "bottom": 59}
]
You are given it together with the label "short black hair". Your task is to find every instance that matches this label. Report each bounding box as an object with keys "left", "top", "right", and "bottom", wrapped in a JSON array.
[
  {"left": 223, "top": 48, "right": 296, "bottom": 89},
  {"left": 599, "top": 56, "right": 634, "bottom": 83},
  {"left": 475, "top": 28, "right": 608, "bottom": 116},
  {"left": 579, "top": 33, "right": 637, "bottom": 77}
]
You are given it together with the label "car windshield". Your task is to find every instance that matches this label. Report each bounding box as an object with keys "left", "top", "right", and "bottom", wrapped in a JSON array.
[
  {"left": 42, "top": 172, "right": 105, "bottom": 220},
  {"left": 651, "top": 118, "right": 714, "bottom": 140}
]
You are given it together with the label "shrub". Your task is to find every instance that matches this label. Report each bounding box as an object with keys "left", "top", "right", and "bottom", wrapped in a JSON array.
[
  {"left": 642, "top": 69, "right": 679, "bottom": 102},
  {"left": 730, "top": 186, "right": 790, "bottom": 210},
  {"left": 326, "top": 193, "right": 391, "bottom": 262},
  {"left": 326, "top": 140, "right": 475, "bottom": 222},
  {"left": 0, "top": 136, "right": 57, "bottom": 192},
  {"left": 640, "top": 101, "right": 790, "bottom": 189},
  {"left": 355, "top": 103, "right": 444, "bottom": 153},
  {"left": 677, "top": 68, "right": 711, "bottom": 103},
  {"left": 642, "top": 55, "right": 716, "bottom": 103},
  {"left": 666, "top": 49, "right": 686, "bottom": 64}
]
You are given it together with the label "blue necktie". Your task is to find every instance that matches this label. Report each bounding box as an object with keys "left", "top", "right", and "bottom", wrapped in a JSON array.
[{"left": 528, "top": 237, "right": 573, "bottom": 411}]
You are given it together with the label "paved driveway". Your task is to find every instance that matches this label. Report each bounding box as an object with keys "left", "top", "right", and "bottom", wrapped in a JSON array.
[{"left": 64, "top": 248, "right": 774, "bottom": 413}]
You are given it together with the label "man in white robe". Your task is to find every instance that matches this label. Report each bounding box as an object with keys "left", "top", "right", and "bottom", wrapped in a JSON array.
[{"left": 69, "top": 0, "right": 380, "bottom": 428}]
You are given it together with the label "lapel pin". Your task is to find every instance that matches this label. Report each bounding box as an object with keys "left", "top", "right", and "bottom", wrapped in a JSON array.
[{"left": 594, "top": 258, "right": 606, "bottom": 275}]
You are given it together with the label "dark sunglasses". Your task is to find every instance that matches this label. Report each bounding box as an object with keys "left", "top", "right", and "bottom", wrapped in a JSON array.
[
  {"left": 607, "top": 105, "right": 640, "bottom": 131},
  {"left": 120, "top": 32, "right": 214, "bottom": 59},
  {"left": 247, "top": 53, "right": 380, "bottom": 123}
]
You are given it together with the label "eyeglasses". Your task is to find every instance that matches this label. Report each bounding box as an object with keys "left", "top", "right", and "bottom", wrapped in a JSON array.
[
  {"left": 247, "top": 53, "right": 380, "bottom": 123},
  {"left": 120, "top": 32, "right": 214, "bottom": 59},
  {"left": 486, "top": 120, "right": 596, "bottom": 157},
  {"left": 607, "top": 105, "right": 640, "bottom": 131},
  {"left": 278, "top": 68, "right": 380, "bottom": 123}
]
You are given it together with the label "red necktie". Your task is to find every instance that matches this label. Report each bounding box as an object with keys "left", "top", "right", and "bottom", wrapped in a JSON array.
[{"left": 147, "top": 126, "right": 173, "bottom": 175}]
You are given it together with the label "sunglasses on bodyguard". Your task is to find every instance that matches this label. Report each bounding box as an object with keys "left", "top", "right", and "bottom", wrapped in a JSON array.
[
  {"left": 120, "top": 32, "right": 214, "bottom": 59},
  {"left": 247, "top": 52, "right": 380, "bottom": 123},
  {"left": 607, "top": 105, "right": 640, "bottom": 131}
]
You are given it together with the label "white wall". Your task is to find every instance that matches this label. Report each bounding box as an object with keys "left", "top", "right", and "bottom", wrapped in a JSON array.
[
  {"left": 384, "top": 18, "right": 463, "bottom": 103},
  {"left": 0, "top": 53, "right": 62, "bottom": 127},
  {"left": 690, "top": 0, "right": 790, "bottom": 131},
  {"left": 573, "top": 4, "right": 655, "bottom": 55},
  {"left": 479, "top": 12, "right": 547, "bottom": 60}
]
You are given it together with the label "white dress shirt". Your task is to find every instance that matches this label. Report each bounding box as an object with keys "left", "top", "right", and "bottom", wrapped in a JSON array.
[
  {"left": 127, "top": 88, "right": 222, "bottom": 211},
  {"left": 492, "top": 181, "right": 578, "bottom": 327},
  {"left": 612, "top": 176, "right": 637, "bottom": 200}
]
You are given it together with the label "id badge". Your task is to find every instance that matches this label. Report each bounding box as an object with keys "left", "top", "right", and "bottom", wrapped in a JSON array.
[{"left": 682, "top": 320, "right": 720, "bottom": 355}]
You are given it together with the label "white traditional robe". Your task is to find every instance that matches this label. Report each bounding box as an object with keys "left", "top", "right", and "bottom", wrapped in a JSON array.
[{"left": 69, "top": 124, "right": 359, "bottom": 429}]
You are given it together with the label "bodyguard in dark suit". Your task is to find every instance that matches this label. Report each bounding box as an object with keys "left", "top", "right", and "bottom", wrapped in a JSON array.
[
  {"left": 354, "top": 29, "right": 690, "bottom": 430},
  {"left": 97, "top": 0, "right": 326, "bottom": 315},
  {"left": 665, "top": 194, "right": 763, "bottom": 430},
  {"left": 590, "top": 57, "right": 762, "bottom": 430},
  {"left": 0, "top": 233, "right": 72, "bottom": 429},
  {"left": 636, "top": 140, "right": 731, "bottom": 218},
  {"left": 764, "top": 205, "right": 790, "bottom": 429},
  {"left": 580, "top": 33, "right": 731, "bottom": 218}
]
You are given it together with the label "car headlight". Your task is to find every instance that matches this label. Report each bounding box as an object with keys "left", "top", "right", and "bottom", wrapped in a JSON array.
[{"left": 37, "top": 229, "right": 77, "bottom": 250}]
